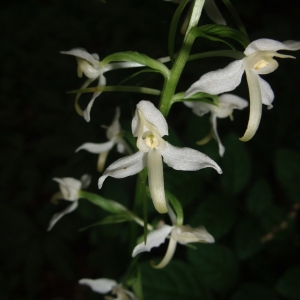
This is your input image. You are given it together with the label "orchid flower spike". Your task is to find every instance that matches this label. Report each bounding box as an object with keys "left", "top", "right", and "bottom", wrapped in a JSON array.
[
  {"left": 132, "top": 206, "right": 214, "bottom": 269},
  {"left": 76, "top": 107, "right": 132, "bottom": 172},
  {"left": 185, "top": 94, "right": 248, "bottom": 156},
  {"left": 79, "top": 278, "right": 137, "bottom": 300},
  {"left": 185, "top": 39, "right": 300, "bottom": 141},
  {"left": 47, "top": 175, "right": 91, "bottom": 231},
  {"left": 98, "top": 101, "right": 222, "bottom": 214},
  {"left": 164, "top": 0, "right": 226, "bottom": 25},
  {"left": 61, "top": 48, "right": 143, "bottom": 122}
]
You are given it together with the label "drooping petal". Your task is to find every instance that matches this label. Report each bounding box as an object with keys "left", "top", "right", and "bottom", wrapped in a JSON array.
[
  {"left": 257, "top": 76, "right": 274, "bottom": 108},
  {"left": 98, "top": 152, "right": 147, "bottom": 189},
  {"left": 97, "top": 151, "right": 109, "bottom": 173},
  {"left": 185, "top": 60, "right": 244, "bottom": 98},
  {"left": 132, "top": 101, "right": 168, "bottom": 137},
  {"left": 52, "top": 177, "right": 81, "bottom": 201},
  {"left": 152, "top": 237, "right": 177, "bottom": 269},
  {"left": 204, "top": 0, "right": 226, "bottom": 25},
  {"left": 61, "top": 48, "right": 100, "bottom": 69},
  {"left": 79, "top": 278, "right": 117, "bottom": 294},
  {"left": 76, "top": 140, "right": 115, "bottom": 154},
  {"left": 210, "top": 114, "right": 225, "bottom": 157},
  {"left": 75, "top": 78, "right": 95, "bottom": 116},
  {"left": 244, "top": 39, "right": 300, "bottom": 56},
  {"left": 82, "top": 74, "right": 106, "bottom": 122},
  {"left": 132, "top": 225, "right": 172, "bottom": 257},
  {"left": 171, "top": 225, "right": 215, "bottom": 244},
  {"left": 161, "top": 142, "right": 222, "bottom": 174},
  {"left": 239, "top": 70, "right": 262, "bottom": 142},
  {"left": 106, "top": 107, "right": 121, "bottom": 139},
  {"left": 47, "top": 201, "right": 78, "bottom": 231},
  {"left": 147, "top": 149, "right": 168, "bottom": 213}
]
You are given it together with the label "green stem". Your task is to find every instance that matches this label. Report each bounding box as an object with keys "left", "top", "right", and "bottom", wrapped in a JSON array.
[
  {"left": 68, "top": 85, "right": 161, "bottom": 96},
  {"left": 158, "top": 0, "right": 206, "bottom": 117}
]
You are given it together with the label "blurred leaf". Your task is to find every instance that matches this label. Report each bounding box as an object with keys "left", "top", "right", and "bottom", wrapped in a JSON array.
[
  {"left": 246, "top": 179, "right": 272, "bottom": 217},
  {"left": 140, "top": 260, "right": 213, "bottom": 300},
  {"left": 234, "top": 217, "right": 263, "bottom": 259},
  {"left": 259, "top": 204, "right": 286, "bottom": 232},
  {"left": 231, "top": 282, "right": 279, "bottom": 300},
  {"left": 187, "top": 244, "right": 239, "bottom": 292},
  {"left": 275, "top": 149, "right": 300, "bottom": 203},
  {"left": 276, "top": 265, "right": 300, "bottom": 299},
  {"left": 189, "top": 194, "right": 237, "bottom": 239},
  {"left": 221, "top": 133, "right": 251, "bottom": 195}
]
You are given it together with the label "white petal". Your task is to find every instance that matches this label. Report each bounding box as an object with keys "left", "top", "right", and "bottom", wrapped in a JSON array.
[
  {"left": 204, "top": 0, "right": 226, "bottom": 25},
  {"left": 184, "top": 101, "right": 211, "bottom": 117},
  {"left": 147, "top": 149, "right": 168, "bottom": 214},
  {"left": 53, "top": 177, "right": 81, "bottom": 201},
  {"left": 210, "top": 114, "right": 225, "bottom": 157},
  {"left": 79, "top": 278, "right": 117, "bottom": 294},
  {"left": 171, "top": 225, "right": 215, "bottom": 244},
  {"left": 257, "top": 76, "right": 274, "bottom": 108},
  {"left": 240, "top": 70, "right": 262, "bottom": 141},
  {"left": 218, "top": 93, "right": 249, "bottom": 111},
  {"left": 106, "top": 107, "right": 121, "bottom": 139},
  {"left": 103, "top": 61, "right": 144, "bottom": 73},
  {"left": 76, "top": 140, "right": 115, "bottom": 154},
  {"left": 47, "top": 201, "right": 78, "bottom": 231},
  {"left": 132, "top": 101, "right": 168, "bottom": 137},
  {"left": 98, "top": 152, "right": 146, "bottom": 189},
  {"left": 185, "top": 60, "right": 244, "bottom": 98},
  {"left": 83, "top": 75, "right": 106, "bottom": 122},
  {"left": 61, "top": 48, "right": 99, "bottom": 69},
  {"left": 132, "top": 225, "right": 172, "bottom": 257},
  {"left": 244, "top": 39, "right": 300, "bottom": 56},
  {"left": 162, "top": 142, "right": 222, "bottom": 174}
]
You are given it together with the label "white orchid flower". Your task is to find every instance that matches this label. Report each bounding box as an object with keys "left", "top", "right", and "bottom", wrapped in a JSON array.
[
  {"left": 76, "top": 107, "right": 132, "bottom": 172},
  {"left": 47, "top": 175, "right": 91, "bottom": 231},
  {"left": 185, "top": 93, "right": 248, "bottom": 156},
  {"left": 132, "top": 221, "right": 214, "bottom": 269},
  {"left": 79, "top": 278, "right": 137, "bottom": 300},
  {"left": 164, "top": 0, "right": 226, "bottom": 25},
  {"left": 185, "top": 39, "right": 300, "bottom": 141},
  {"left": 61, "top": 48, "right": 143, "bottom": 122},
  {"left": 98, "top": 100, "right": 222, "bottom": 214}
]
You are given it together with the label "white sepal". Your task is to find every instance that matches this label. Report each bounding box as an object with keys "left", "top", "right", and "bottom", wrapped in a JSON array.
[
  {"left": 79, "top": 278, "right": 117, "bottom": 294},
  {"left": 162, "top": 142, "right": 222, "bottom": 174},
  {"left": 98, "top": 152, "right": 147, "bottom": 189},
  {"left": 185, "top": 60, "right": 244, "bottom": 98},
  {"left": 132, "top": 225, "right": 172, "bottom": 257}
]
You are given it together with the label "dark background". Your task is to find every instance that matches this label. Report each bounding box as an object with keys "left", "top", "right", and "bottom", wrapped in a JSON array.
[{"left": 1, "top": 0, "right": 300, "bottom": 299}]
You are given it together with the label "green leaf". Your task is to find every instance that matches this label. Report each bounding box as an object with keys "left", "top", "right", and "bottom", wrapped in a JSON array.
[
  {"left": 246, "top": 179, "right": 273, "bottom": 217},
  {"left": 191, "top": 24, "right": 249, "bottom": 49},
  {"left": 234, "top": 217, "right": 263, "bottom": 259},
  {"left": 79, "top": 191, "right": 128, "bottom": 214},
  {"left": 140, "top": 260, "right": 213, "bottom": 300},
  {"left": 165, "top": 190, "right": 184, "bottom": 225},
  {"left": 168, "top": 0, "right": 191, "bottom": 61},
  {"left": 80, "top": 213, "right": 133, "bottom": 231},
  {"left": 189, "top": 194, "right": 237, "bottom": 239},
  {"left": 276, "top": 265, "right": 300, "bottom": 299},
  {"left": 187, "top": 244, "right": 239, "bottom": 292},
  {"left": 275, "top": 149, "right": 300, "bottom": 203},
  {"left": 221, "top": 133, "right": 251, "bottom": 195},
  {"left": 101, "top": 52, "right": 170, "bottom": 78},
  {"left": 172, "top": 91, "right": 219, "bottom": 106},
  {"left": 231, "top": 282, "right": 279, "bottom": 300}
]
